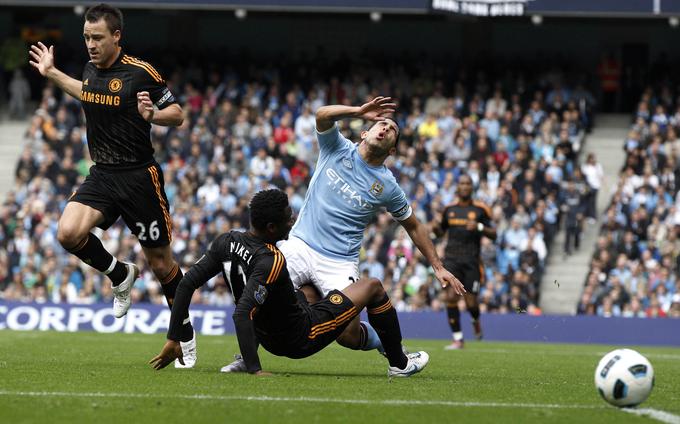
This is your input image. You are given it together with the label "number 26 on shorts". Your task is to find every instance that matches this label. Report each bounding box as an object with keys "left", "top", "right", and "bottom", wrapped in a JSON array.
[{"left": 136, "top": 220, "right": 160, "bottom": 241}]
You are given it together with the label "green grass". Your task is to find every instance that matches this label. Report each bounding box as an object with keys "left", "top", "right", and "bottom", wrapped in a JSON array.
[{"left": 1, "top": 331, "right": 679, "bottom": 424}]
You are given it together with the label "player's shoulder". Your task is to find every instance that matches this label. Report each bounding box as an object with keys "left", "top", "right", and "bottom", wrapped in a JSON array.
[
  {"left": 472, "top": 200, "right": 492, "bottom": 216},
  {"left": 443, "top": 200, "right": 460, "bottom": 210},
  {"left": 260, "top": 243, "right": 286, "bottom": 284},
  {"left": 120, "top": 54, "right": 165, "bottom": 83}
]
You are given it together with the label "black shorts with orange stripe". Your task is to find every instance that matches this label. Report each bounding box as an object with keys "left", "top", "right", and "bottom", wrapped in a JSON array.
[
  {"left": 444, "top": 259, "right": 484, "bottom": 294},
  {"left": 70, "top": 161, "right": 173, "bottom": 248},
  {"left": 258, "top": 290, "right": 358, "bottom": 360}
]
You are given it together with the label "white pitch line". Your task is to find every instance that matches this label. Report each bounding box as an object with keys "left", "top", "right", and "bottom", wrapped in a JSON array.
[
  {"left": 457, "top": 348, "right": 680, "bottom": 361},
  {"left": 0, "top": 390, "right": 605, "bottom": 410},
  {"left": 622, "top": 408, "right": 680, "bottom": 424}
]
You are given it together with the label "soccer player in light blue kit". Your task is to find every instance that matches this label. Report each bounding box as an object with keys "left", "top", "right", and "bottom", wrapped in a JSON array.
[
  {"left": 280, "top": 96, "right": 465, "bottom": 351},
  {"left": 222, "top": 97, "right": 464, "bottom": 371}
]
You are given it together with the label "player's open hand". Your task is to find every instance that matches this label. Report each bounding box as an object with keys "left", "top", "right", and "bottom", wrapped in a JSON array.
[
  {"left": 357, "top": 96, "right": 397, "bottom": 122},
  {"left": 436, "top": 268, "right": 466, "bottom": 295},
  {"left": 137, "top": 91, "right": 155, "bottom": 122},
  {"left": 28, "top": 42, "right": 55, "bottom": 77},
  {"left": 149, "top": 339, "right": 183, "bottom": 370}
]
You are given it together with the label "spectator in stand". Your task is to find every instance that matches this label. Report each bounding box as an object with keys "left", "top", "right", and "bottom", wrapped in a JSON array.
[{"left": 4, "top": 55, "right": 594, "bottom": 318}]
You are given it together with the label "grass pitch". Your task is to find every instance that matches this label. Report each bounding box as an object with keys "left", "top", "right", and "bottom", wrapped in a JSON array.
[{"left": 1, "top": 331, "right": 679, "bottom": 423}]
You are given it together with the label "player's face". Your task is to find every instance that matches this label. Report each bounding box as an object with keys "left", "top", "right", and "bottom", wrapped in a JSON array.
[
  {"left": 457, "top": 176, "right": 473, "bottom": 199},
  {"left": 274, "top": 206, "right": 295, "bottom": 241},
  {"left": 361, "top": 119, "right": 398, "bottom": 158},
  {"left": 83, "top": 19, "right": 121, "bottom": 67}
]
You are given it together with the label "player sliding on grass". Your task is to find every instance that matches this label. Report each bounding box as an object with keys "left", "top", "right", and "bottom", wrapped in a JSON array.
[
  {"left": 222, "top": 97, "right": 465, "bottom": 372},
  {"left": 150, "top": 189, "right": 429, "bottom": 377}
]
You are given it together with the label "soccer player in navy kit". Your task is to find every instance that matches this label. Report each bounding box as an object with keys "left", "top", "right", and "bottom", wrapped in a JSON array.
[
  {"left": 150, "top": 189, "right": 429, "bottom": 377},
  {"left": 434, "top": 174, "right": 497, "bottom": 349},
  {"left": 29, "top": 4, "right": 196, "bottom": 366}
]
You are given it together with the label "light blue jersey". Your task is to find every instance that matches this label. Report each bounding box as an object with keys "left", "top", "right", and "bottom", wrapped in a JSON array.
[{"left": 291, "top": 124, "right": 412, "bottom": 261}]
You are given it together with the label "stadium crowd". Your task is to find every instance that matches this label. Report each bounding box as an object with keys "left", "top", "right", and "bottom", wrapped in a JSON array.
[
  {"left": 0, "top": 58, "right": 596, "bottom": 315},
  {"left": 577, "top": 86, "right": 680, "bottom": 318}
]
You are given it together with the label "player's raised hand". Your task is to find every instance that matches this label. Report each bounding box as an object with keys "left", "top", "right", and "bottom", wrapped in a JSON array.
[
  {"left": 149, "top": 339, "right": 183, "bottom": 370},
  {"left": 137, "top": 91, "right": 155, "bottom": 122},
  {"left": 28, "top": 42, "right": 55, "bottom": 77},
  {"left": 436, "top": 268, "right": 466, "bottom": 295},
  {"left": 357, "top": 96, "right": 397, "bottom": 122}
]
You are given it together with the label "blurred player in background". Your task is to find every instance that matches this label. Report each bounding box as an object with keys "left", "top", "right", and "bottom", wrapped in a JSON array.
[
  {"left": 28, "top": 3, "right": 196, "bottom": 367},
  {"left": 150, "top": 189, "right": 430, "bottom": 378},
  {"left": 434, "top": 174, "right": 496, "bottom": 349}
]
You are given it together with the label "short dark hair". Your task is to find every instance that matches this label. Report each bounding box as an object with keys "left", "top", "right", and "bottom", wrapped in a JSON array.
[
  {"left": 458, "top": 173, "right": 472, "bottom": 183},
  {"left": 85, "top": 4, "right": 123, "bottom": 34},
  {"left": 249, "top": 189, "right": 289, "bottom": 231}
]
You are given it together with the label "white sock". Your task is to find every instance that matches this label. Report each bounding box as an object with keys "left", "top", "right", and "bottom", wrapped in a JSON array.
[{"left": 453, "top": 331, "right": 464, "bottom": 341}]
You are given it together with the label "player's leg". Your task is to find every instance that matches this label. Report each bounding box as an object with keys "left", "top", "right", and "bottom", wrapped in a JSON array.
[
  {"left": 467, "top": 263, "right": 484, "bottom": 340},
  {"left": 115, "top": 163, "right": 195, "bottom": 366},
  {"left": 444, "top": 288, "right": 464, "bottom": 350},
  {"left": 443, "top": 261, "right": 466, "bottom": 350},
  {"left": 59, "top": 174, "right": 138, "bottom": 318},
  {"left": 281, "top": 237, "right": 383, "bottom": 352},
  {"left": 342, "top": 278, "right": 428, "bottom": 377}
]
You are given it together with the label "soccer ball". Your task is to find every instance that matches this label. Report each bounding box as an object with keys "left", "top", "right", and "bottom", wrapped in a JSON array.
[{"left": 594, "top": 349, "right": 654, "bottom": 407}]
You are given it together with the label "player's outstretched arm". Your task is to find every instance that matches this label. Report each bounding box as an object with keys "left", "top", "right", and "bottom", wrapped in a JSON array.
[
  {"left": 316, "top": 96, "right": 396, "bottom": 132},
  {"left": 136, "top": 92, "right": 184, "bottom": 126},
  {"left": 399, "top": 214, "right": 465, "bottom": 295},
  {"left": 150, "top": 251, "right": 222, "bottom": 370},
  {"left": 232, "top": 284, "right": 266, "bottom": 374},
  {"left": 28, "top": 42, "right": 82, "bottom": 100}
]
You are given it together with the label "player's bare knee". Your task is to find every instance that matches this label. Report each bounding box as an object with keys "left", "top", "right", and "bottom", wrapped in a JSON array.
[
  {"left": 362, "top": 277, "right": 384, "bottom": 297},
  {"left": 147, "top": 256, "right": 175, "bottom": 280},
  {"left": 56, "top": 221, "right": 86, "bottom": 250}
]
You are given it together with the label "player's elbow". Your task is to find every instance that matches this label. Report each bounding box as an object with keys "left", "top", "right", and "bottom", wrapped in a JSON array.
[{"left": 168, "top": 105, "right": 184, "bottom": 126}]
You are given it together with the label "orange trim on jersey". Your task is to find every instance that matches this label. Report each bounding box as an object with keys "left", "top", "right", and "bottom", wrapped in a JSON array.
[
  {"left": 249, "top": 307, "right": 258, "bottom": 320},
  {"left": 308, "top": 307, "right": 358, "bottom": 340},
  {"left": 122, "top": 55, "right": 163, "bottom": 82},
  {"left": 367, "top": 299, "right": 393, "bottom": 315},
  {"left": 264, "top": 244, "right": 284, "bottom": 284},
  {"left": 147, "top": 165, "right": 173, "bottom": 242},
  {"left": 161, "top": 264, "right": 179, "bottom": 284},
  {"left": 121, "top": 55, "right": 163, "bottom": 83}
]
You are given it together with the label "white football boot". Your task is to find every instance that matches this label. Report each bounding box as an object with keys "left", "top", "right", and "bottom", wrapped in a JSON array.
[
  {"left": 220, "top": 354, "right": 247, "bottom": 373},
  {"left": 112, "top": 263, "right": 139, "bottom": 318},
  {"left": 387, "top": 351, "right": 430, "bottom": 378}
]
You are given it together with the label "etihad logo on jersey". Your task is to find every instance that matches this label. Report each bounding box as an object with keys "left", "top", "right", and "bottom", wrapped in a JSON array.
[
  {"left": 325, "top": 168, "right": 372, "bottom": 210},
  {"left": 80, "top": 90, "right": 121, "bottom": 107}
]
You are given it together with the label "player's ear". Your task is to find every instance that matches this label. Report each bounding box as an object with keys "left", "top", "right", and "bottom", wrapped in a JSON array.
[
  {"left": 360, "top": 130, "right": 368, "bottom": 141},
  {"left": 113, "top": 30, "right": 121, "bottom": 44}
]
